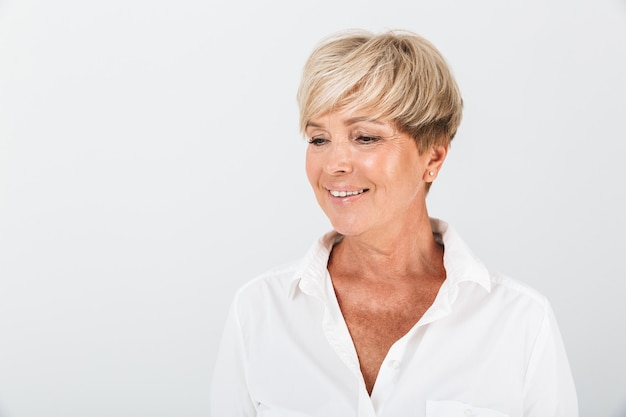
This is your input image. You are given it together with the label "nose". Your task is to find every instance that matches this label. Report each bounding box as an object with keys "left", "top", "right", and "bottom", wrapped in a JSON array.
[{"left": 324, "top": 140, "right": 353, "bottom": 175}]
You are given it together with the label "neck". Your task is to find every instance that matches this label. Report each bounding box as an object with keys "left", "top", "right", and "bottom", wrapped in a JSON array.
[{"left": 329, "top": 209, "right": 444, "bottom": 285}]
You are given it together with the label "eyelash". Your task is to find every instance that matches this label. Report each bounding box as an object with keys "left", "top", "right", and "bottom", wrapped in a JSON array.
[
  {"left": 307, "top": 135, "right": 381, "bottom": 146},
  {"left": 308, "top": 137, "right": 328, "bottom": 146},
  {"left": 356, "top": 135, "right": 380, "bottom": 144}
]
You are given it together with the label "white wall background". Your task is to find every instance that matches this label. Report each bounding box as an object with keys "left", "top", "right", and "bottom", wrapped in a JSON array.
[{"left": 1, "top": 0, "right": 625, "bottom": 416}]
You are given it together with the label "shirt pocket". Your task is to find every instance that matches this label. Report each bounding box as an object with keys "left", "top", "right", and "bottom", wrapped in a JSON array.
[{"left": 426, "top": 400, "right": 509, "bottom": 417}]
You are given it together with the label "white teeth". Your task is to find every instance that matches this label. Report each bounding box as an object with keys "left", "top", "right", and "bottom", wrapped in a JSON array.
[{"left": 329, "top": 189, "right": 365, "bottom": 197}]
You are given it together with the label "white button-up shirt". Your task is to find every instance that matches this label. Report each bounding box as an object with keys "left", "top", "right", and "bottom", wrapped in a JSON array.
[{"left": 210, "top": 219, "right": 578, "bottom": 416}]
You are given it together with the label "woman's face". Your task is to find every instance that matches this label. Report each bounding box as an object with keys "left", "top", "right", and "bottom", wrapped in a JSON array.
[{"left": 305, "top": 108, "right": 443, "bottom": 239}]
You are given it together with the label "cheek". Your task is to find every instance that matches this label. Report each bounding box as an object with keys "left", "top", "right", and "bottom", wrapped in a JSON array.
[
  {"left": 365, "top": 150, "right": 422, "bottom": 191},
  {"left": 359, "top": 151, "right": 400, "bottom": 184},
  {"left": 358, "top": 152, "right": 385, "bottom": 175}
]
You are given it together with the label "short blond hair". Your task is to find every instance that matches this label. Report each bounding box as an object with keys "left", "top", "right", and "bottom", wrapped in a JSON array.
[{"left": 297, "top": 29, "right": 463, "bottom": 153}]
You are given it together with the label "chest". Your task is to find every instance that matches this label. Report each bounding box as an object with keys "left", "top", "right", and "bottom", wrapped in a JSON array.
[
  {"left": 340, "top": 297, "right": 430, "bottom": 350},
  {"left": 334, "top": 283, "right": 441, "bottom": 393},
  {"left": 244, "top": 279, "right": 527, "bottom": 416}
]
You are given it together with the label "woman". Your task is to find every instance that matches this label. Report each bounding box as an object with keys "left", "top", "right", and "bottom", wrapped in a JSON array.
[{"left": 211, "top": 29, "right": 578, "bottom": 416}]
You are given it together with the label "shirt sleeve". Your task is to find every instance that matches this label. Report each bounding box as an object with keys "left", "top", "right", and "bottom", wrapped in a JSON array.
[
  {"left": 523, "top": 299, "right": 578, "bottom": 417},
  {"left": 210, "top": 299, "right": 257, "bottom": 416}
]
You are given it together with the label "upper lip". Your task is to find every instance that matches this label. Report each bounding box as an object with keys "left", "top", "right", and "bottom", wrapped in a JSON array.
[{"left": 325, "top": 185, "right": 367, "bottom": 191}]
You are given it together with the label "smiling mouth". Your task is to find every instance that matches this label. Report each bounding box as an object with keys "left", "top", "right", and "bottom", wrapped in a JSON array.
[{"left": 328, "top": 189, "right": 368, "bottom": 197}]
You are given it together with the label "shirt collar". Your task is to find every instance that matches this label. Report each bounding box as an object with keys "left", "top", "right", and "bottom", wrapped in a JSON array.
[
  {"left": 288, "top": 218, "right": 491, "bottom": 300},
  {"left": 430, "top": 218, "right": 492, "bottom": 302},
  {"left": 288, "top": 231, "right": 341, "bottom": 299}
]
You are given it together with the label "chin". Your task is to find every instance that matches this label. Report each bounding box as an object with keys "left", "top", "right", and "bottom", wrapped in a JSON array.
[
  {"left": 323, "top": 209, "right": 374, "bottom": 237},
  {"left": 328, "top": 220, "right": 367, "bottom": 237}
]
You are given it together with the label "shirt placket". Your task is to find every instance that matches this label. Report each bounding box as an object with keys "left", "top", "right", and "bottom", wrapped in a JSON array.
[
  {"left": 313, "top": 271, "right": 379, "bottom": 416},
  {"left": 370, "top": 285, "right": 454, "bottom": 415}
]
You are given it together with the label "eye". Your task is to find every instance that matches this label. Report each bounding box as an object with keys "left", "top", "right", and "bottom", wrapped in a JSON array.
[
  {"left": 308, "top": 137, "right": 328, "bottom": 146},
  {"left": 355, "top": 135, "right": 381, "bottom": 144}
]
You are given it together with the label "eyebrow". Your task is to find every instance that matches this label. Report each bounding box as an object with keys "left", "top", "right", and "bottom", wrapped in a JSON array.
[{"left": 305, "top": 116, "right": 384, "bottom": 129}]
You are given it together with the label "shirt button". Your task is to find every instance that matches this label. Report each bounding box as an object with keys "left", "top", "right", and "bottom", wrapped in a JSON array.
[{"left": 388, "top": 359, "right": 401, "bottom": 369}]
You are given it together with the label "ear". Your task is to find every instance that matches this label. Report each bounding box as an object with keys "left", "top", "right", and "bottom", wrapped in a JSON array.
[{"left": 422, "top": 145, "right": 448, "bottom": 183}]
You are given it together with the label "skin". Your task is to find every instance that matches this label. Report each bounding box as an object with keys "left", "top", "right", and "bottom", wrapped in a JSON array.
[{"left": 305, "top": 108, "right": 448, "bottom": 395}]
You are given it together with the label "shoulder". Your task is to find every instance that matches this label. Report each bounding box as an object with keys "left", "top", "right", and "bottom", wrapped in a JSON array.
[
  {"left": 225, "top": 258, "right": 319, "bottom": 339},
  {"left": 434, "top": 217, "right": 552, "bottom": 318},
  {"left": 484, "top": 269, "right": 553, "bottom": 325},
  {"left": 490, "top": 271, "right": 548, "bottom": 305},
  {"left": 231, "top": 260, "right": 301, "bottom": 309}
]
